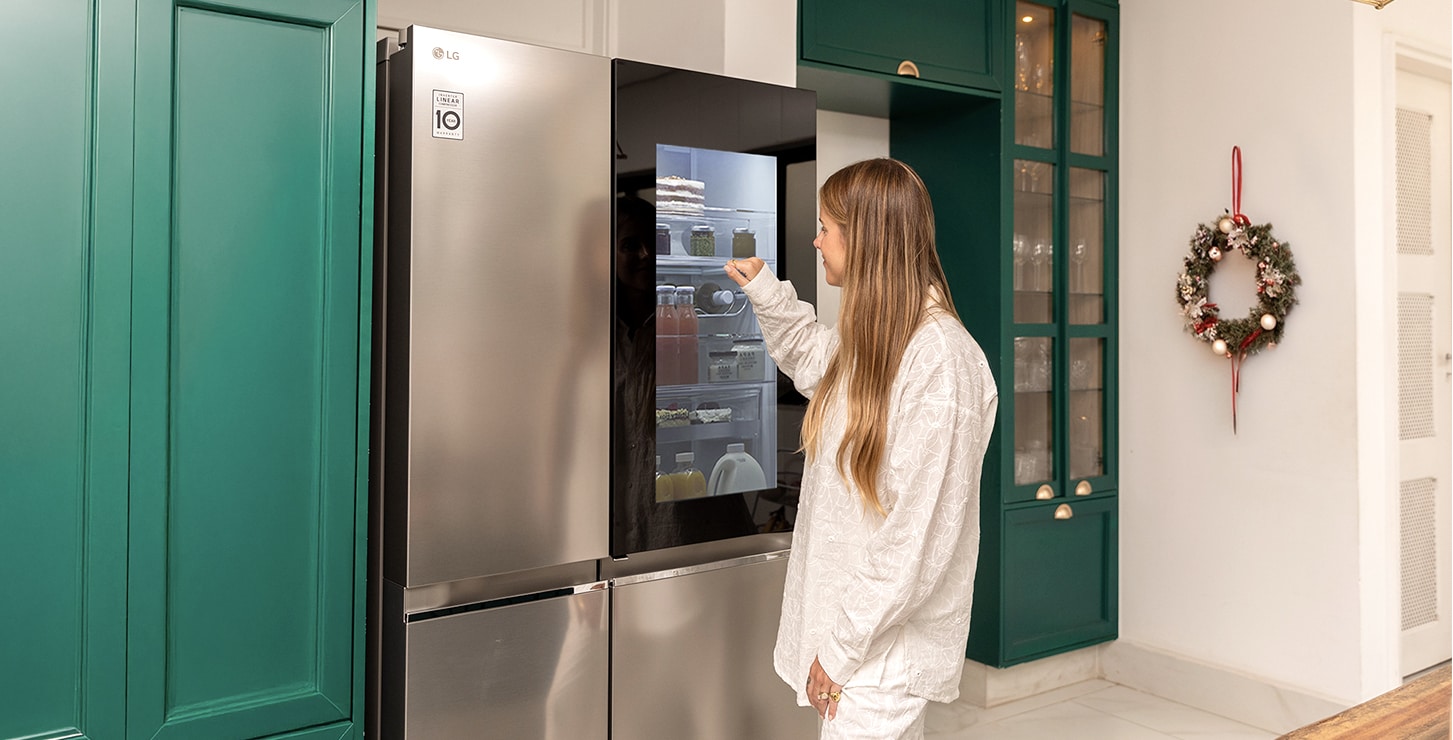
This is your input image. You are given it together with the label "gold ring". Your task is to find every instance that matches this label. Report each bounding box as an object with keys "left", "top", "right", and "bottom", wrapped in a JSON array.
[
  {"left": 817, "top": 692, "right": 829, "bottom": 701},
  {"left": 829, "top": 691, "right": 841, "bottom": 702}
]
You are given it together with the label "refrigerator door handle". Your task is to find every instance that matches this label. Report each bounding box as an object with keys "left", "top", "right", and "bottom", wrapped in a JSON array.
[
  {"left": 611, "top": 549, "right": 790, "bottom": 587},
  {"left": 574, "top": 580, "right": 610, "bottom": 594}
]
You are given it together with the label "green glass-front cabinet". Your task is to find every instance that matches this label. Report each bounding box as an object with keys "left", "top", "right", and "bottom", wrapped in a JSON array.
[
  {"left": 802, "top": 0, "right": 1119, "bottom": 668},
  {"left": 971, "top": 0, "right": 1120, "bottom": 666},
  {"left": 2, "top": 1, "right": 375, "bottom": 738}
]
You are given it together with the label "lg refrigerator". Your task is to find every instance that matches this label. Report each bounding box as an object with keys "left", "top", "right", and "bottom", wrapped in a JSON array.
[{"left": 372, "top": 26, "right": 817, "bottom": 739}]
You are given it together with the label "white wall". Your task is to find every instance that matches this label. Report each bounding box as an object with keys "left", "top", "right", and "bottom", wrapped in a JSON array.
[
  {"left": 377, "top": 0, "right": 797, "bottom": 87},
  {"left": 812, "top": 111, "right": 892, "bottom": 327},
  {"left": 1120, "top": 0, "right": 1449, "bottom": 707}
]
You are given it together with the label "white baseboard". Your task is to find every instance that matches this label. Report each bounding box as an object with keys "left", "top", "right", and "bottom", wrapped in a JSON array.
[
  {"left": 1099, "top": 641, "right": 1349, "bottom": 734},
  {"left": 959, "top": 646, "right": 1103, "bottom": 708}
]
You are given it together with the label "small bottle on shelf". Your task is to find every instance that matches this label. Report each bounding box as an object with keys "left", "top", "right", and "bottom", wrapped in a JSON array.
[
  {"left": 674, "top": 286, "right": 698, "bottom": 384},
  {"left": 655, "top": 455, "right": 675, "bottom": 502},
  {"left": 670, "top": 452, "right": 706, "bottom": 501},
  {"left": 656, "top": 284, "right": 679, "bottom": 386}
]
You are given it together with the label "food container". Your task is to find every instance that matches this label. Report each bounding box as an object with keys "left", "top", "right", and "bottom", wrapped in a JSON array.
[
  {"left": 688, "top": 225, "right": 715, "bottom": 257},
  {"left": 732, "top": 339, "right": 765, "bottom": 381},
  {"left": 707, "top": 351, "right": 738, "bottom": 383},
  {"left": 655, "top": 224, "right": 671, "bottom": 255},
  {"left": 731, "top": 227, "right": 756, "bottom": 258}
]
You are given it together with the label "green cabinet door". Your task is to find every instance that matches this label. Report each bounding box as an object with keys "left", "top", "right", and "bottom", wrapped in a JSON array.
[
  {"left": 126, "top": 1, "right": 370, "bottom": 738},
  {"left": 800, "top": 0, "right": 1003, "bottom": 92},
  {"left": 999, "top": 496, "right": 1117, "bottom": 662},
  {"left": 0, "top": 2, "right": 129, "bottom": 737}
]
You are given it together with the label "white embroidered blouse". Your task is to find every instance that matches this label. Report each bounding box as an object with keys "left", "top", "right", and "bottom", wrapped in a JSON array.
[{"left": 741, "top": 266, "right": 998, "bottom": 705}]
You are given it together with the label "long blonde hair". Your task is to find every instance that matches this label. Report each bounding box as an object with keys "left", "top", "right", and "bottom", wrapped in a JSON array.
[{"left": 801, "top": 158, "right": 958, "bottom": 517}]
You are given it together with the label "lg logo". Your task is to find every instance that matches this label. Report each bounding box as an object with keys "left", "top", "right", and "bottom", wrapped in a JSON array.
[{"left": 431, "top": 47, "right": 460, "bottom": 61}]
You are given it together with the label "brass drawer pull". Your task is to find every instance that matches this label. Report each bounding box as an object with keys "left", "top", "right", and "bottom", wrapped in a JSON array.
[
  {"left": 897, "top": 60, "right": 920, "bottom": 78},
  {"left": 1075, "top": 480, "right": 1092, "bottom": 497},
  {"left": 1054, "top": 504, "right": 1073, "bottom": 520},
  {"left": 1035, "top": 484, "right": 1054, "bottom": 500}
]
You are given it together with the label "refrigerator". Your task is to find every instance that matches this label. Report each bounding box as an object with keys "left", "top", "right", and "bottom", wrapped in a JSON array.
[{"left": 371, "top": 25, "right": 818, "bottom": 739}]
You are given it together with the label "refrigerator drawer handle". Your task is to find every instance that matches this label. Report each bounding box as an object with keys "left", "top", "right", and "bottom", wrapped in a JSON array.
[{"left": 612, "top": 549, "right": 791, "bottom": 587}]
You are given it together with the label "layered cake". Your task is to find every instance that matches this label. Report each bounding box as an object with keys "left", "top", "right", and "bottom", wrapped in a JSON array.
[{"left": 656, "top": 175, "right": 705, "bottom": 214}]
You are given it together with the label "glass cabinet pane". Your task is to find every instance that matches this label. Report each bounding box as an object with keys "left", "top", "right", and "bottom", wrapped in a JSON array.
[
  {"left": 1070, "top": 14, "right": 1107, "bottom": 156},
  {"left": 1013, "top": 336, "right": 1054, "bottom": 486},
  {"left": 1013, "top": 159, "right": 1054, "bottom": 324},
  {"left": 1014, "top": 2, "right": 1055, "bottom": 149},
  {"left": 1069, "top": 337, "right": 1104, "bottom": 480},
  {"left": 1068, "top": 167, "right": 1104, "bottom": 325}
]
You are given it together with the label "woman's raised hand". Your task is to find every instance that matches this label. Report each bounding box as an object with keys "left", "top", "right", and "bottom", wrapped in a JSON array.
[{"left": 723, "top": 257, "right": 764, "bottom": 288}]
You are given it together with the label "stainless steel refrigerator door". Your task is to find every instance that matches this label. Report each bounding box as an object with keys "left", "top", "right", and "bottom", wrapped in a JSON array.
[
  {"left": 386, "top": 26, "right": 611, "bottom": 586},
  {"left": 612, "top": 552, "right": 818, "bottom": 739},
  {"left": 401, "top": 586, "right": 609, "bottom": 739}
]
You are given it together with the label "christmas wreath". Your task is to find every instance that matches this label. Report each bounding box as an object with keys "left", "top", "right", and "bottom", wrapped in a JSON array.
[{"left": 1175, "top": 212, "right": 1301, "bottom": 357}]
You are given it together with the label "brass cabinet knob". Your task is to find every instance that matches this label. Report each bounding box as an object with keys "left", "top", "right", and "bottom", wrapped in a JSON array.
[
  {"left": 1054, "top": 504, "right": 1074, "bottom": 520},
  {"left": 897, "top": 60, "right": 920, "bottom": 78},
  {"left": 1075, "top": 480, "right": 1092, "bottom": 497},
  {"left": 1035, "top": 484, "right": 1054, "bottom": 500}
]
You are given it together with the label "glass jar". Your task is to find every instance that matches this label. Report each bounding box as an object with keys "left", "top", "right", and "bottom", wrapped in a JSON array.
[
  {"left": 707, "top": 351, "right": 738, "bottom": 383},
  {"left": 732, "top": 339, "right": 765, "bottom": 381},
  {"left": 655, "top": 223, "right": 671, "bottom": 255},
  {"left": 731, "top": 227, "right": 756, "bottom": 258},
  {"left": 689, "top": 225, "right": 715, "bottom": 257}
]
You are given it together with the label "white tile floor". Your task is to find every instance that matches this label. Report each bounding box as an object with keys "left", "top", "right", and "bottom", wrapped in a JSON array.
[{"left": 925, "top": 679, "right": 1279, "bottom": 740}]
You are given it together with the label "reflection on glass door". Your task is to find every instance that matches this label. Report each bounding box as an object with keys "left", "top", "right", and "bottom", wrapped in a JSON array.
[
  {"left": 1014, "top": 2, "right": 1055, "bottom": 149},
  {"left": 1069, "top": 167, "right": 1104, "bottom": 325},
  {"left": 1013, "top": 159, "right": 1055, "bottom": 324},
  {"left": 1068, "top": 337, "right": 1104, "bottom": 481},
  {"left": 1013, "top": 336, "right": 1054, "bottom": 490},
  {"left": 1070, "top": 13, "right": 1107, "bottom": 157}
]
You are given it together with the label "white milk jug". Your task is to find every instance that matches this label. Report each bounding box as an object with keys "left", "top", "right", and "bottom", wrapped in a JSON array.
[{"left": 708, "top": 443, "right": 767, "bottom": 496}]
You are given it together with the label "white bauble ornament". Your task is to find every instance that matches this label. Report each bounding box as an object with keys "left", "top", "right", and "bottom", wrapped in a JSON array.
[
  {"left": 1212, "top": 339, "right": 1228, "bottom": 355},
  {"left": 1209, "top": 247, "right": 1222, "bottom": 261},
  {"left": 1218, "top": 217, "right": 1234, "bottom": 234},
  {"left": 1260, "top": 313, "right": 1277, "bottom": 330}
]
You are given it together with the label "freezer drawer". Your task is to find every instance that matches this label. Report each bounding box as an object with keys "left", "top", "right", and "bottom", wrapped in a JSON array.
[
  {"left": 396, "top": 586, "right": 608, "bottom": 739},
  {"left": 612, "top": 552, "right": 816, "bottom": 740}
]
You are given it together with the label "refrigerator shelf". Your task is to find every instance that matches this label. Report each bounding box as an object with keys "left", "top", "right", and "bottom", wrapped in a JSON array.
[{"left": 656, "top": 419, "right": 759, "bottom": 444}]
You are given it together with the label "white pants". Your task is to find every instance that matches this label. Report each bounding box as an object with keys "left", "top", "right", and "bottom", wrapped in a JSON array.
[{"left": 817, "top": 634, "right": 928, "bottom": 739}]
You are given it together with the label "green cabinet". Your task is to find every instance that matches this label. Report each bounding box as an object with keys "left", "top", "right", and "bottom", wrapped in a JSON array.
[
  {"left": 806, "top": 0, "right": 1119, "bottom": 668},
  {"left": 1, "top": 1, "right": 375, "bottom": 737},
  {"left": 999, "top": 497, "right": 1117, "bottom": 660},
  {"left": 800, "top": 0, "right": 1003, "bottom": 93},
  {"left": 967, "top": 0, "right": 1119, "bottom": 667}
]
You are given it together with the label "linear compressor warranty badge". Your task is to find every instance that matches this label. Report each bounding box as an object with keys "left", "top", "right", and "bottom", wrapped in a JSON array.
[{"left": 432, "top": 90, "right": 464, "bottom": 140}]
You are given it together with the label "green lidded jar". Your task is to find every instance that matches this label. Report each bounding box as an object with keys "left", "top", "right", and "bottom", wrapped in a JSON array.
[{"left": 689, "top": 225, "right": 715, "bottom": 257}]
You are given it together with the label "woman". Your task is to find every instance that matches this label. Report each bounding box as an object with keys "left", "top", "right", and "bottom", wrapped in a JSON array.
[{"left": 724, "top": 158, "right": 997, "bottom": 739}]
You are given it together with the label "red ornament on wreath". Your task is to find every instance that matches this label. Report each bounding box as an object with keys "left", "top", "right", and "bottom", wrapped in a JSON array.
[{"left": 1174, "top": 147, "right": 1301, "bottom": 432}]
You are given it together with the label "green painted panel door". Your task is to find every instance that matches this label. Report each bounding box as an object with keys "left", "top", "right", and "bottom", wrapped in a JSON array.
[
  {"left": 800, "top": 0, "right": 1002, "bottom": 91},
  {"left": 1001, "top": 496, "right": 1117, "bottom": 662},
  {"left": 128, "top": 1, "right": 366, "bottom": 738},
  {"left": 0, "top": 1, "right": 131, "bottom": 738}
]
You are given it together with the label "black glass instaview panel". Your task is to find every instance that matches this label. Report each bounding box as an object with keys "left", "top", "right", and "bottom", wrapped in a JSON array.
[{"left": 611, "top": 60, "right": 815, "bottom": 558}]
